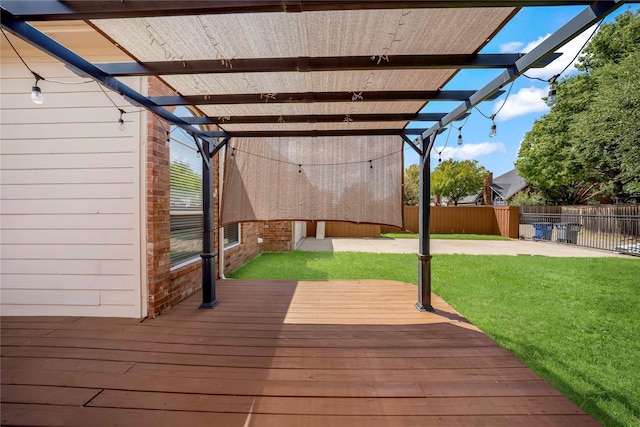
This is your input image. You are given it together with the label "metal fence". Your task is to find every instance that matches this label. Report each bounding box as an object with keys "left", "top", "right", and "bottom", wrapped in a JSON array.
[{"left": 519, "top": 210, "right": 640, "bottom": 256}]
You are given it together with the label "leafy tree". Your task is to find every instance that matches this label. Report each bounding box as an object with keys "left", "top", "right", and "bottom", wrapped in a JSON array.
[
  {"left": 578, "top": 9, "right": 640, "bottom": 71},
  {"left": 430, "top": 159, "right": 487, "bottom": 206},
  {"left": 516, "top": 74, "right": 601, "bottom": 204},
  {"left": 510, "top": 189, "right": 545, "bottom": 206},
  {"left": 570, "top": 52, "right": 640, "bottom": 196},
  {"left": 517, "top": 10, "right": 640, "bottom": 204},
  {"left": 403, "top": 163, "right": 420, "bottom": 206}
]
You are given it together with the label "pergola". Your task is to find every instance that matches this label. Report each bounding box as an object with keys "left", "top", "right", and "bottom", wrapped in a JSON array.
[{"left": 1, "top": 1, "right": 627, "bottom": 311}]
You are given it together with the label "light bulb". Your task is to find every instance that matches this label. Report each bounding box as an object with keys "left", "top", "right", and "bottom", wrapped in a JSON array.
[
  {"left": 30, "top": 85, "right": 44, "bottom": 104},
  {"left": 489, "top": 123, "right": 497, "bottom": 138},
  {"left": 457, "top": 133, "right": 463, "bottom": 145},
  {"left": 118, "top": 109, "right": 126, "bottom": 131},
  {"left": 546, "top": 84, "right": 558, "bottom": 107}
]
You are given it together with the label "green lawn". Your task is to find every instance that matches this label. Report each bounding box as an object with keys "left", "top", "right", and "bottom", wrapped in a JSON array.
[
  {"left": 380, "top": 232, "right": 510, "bottom": 240},
  {"left": 229, "top": 251, "right": 640, "bottom": 427}
]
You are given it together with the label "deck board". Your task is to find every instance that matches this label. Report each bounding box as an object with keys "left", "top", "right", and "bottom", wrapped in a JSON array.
[{"left": 1, "top": 279, "right": 597, "bottom": 426}]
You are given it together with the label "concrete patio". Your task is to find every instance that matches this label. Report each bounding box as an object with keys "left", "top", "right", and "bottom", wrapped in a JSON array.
[{"left": 297, "top": 237, "right": 628, "bottom": 257}]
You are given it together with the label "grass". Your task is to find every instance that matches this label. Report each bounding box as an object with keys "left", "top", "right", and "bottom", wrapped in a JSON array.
[
  {"left": 229, "top": 251, "right": 640, "bottom": 427},
  {"left": 228, "top": 251, "right": 416, "bottom": 283},
  {"left": 380, "top": 232, "right": 510, "bottom": 240}
]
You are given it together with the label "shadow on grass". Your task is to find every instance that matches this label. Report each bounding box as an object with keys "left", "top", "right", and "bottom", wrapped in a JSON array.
[
  {"left": 490, "top": 332, "right": 637, "bottom": 427},
  {"left": 431, "top": 308, "right": 473, "bottom": 325}
]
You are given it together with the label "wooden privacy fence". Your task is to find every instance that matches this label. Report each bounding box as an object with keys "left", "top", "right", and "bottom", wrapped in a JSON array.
[
  {"left": 399, "top": 206, "right": 519, "bottom": 238},
  {"left": 307, "top": 206, "right": 520, "bottom": 238}
]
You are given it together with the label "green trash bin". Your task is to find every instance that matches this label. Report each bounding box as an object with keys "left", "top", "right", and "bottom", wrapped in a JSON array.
[{"left": 556, "top": 223, "right": 582, "bottom": 244}]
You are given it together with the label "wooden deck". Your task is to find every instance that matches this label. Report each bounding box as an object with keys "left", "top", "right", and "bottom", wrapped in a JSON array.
[{"left": 1, "top": 279, "right": 597, "bottom": 426}]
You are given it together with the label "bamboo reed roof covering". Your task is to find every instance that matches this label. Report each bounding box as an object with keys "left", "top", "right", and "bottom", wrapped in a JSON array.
[
  {"left": 5, "top": 1, "right": 615, "bottom": 140},
  {"left": 90, "top": 7, "right": 517, "bottom": 135}
]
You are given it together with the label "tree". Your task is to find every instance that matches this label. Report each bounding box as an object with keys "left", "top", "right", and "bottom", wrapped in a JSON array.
[
  {"left": 570, "top": 52, "right": 640, "bottom": 196},
  {"left": 510, "top": 189, "right": 545, "bottom": 206},
  {"left": 403, "top": 163, "right": 420, "bottom": 206},
  {"left": 515, "top": 74, "right": 602, "bottom": 204},
  {"left": 577, "top": 9, "right": 640, "bottom": 72},
  {"left": 430, "top": 159, "right": 487, "bottom": 206},
  {"left": 516, "top": 10, "right": 640, "bottom": 204}
]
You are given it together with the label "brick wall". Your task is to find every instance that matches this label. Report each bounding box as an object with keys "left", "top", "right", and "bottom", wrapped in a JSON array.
[
  {"left": 146, "top": 77, "right": 173, "bottom": 317},
  {"left": 261, "top": 221, "right": 293, "bottom": 252},
  {"left": 146, "top": 77, "right": 220, "bottom": 317},
  {"left": 223, "top": 222, "right": 261, "bottom": 274},
  {"left": 146, "top": 78, "right": 295, "bottom": 314}
]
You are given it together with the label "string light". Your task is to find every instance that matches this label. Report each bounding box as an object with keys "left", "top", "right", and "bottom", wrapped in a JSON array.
[
  {"left": 489, "top": 115, "right": 497, "bottom": 138},
  {"left": 454, "top": 112, "right": 471, "bottom": 146},
  {"left": 166, "top": 130, "right": 171, "bottom": 147},
  {"left": 227, "top": 145, "right": 399, "bottom": 168},
  {"left": 118, "top": 109, "right": 126, "bottom": 131},
  {"left": 546, "top": 76, "right": 558, "bottom": 107},
  {"left": 524, "top": 18, "right": 604, "bottom": 108},
  {"left": 475, "top": 80, "right": 515, "bottom": 138},
  {"left": 2, "top": 29, "right": 94, "bottom": 105},
  {"left": 30, "top": 73, "right": 44, "bottom": 105}
]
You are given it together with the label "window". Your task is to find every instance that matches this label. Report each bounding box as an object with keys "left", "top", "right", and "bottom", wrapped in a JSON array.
[
  {"left": 493, "top": 196, "right": 506, "bottom": 206},
  {"left": 169, "top": 107, "right": 203, "bottom": 268},
  {"left": 224, "top": 224, "right": 240, "bottom": 250}
]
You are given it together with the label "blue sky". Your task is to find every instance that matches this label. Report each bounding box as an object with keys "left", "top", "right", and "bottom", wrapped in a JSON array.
[{"left": 404, "top": 4, "right": 639, "bottom": 178}]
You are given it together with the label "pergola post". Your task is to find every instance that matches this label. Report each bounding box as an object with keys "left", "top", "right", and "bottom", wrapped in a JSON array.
[
  {"left": 200, "top": 137, "right": 219, "bottom": 309},
  {"left": 416, "top": 136, "right": 434, "bottom": 312}
]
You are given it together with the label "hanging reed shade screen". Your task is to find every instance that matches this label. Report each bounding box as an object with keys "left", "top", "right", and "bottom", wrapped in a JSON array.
[{"left": 221, "top": 136, "right": 403, "bottom": 227}]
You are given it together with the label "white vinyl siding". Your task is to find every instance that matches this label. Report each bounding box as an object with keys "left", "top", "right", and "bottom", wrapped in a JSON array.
[{"left": 0, "top": 41, "right": 144, "bottom": 317}]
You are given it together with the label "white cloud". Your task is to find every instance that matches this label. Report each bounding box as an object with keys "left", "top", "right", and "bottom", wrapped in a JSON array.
[
  {"left": 493, "top": 86, "right": 549, "bottom": 121},
  {"left": 500, "top": 41, "right": 524, "bottom": 52},
  {"left": 434, "top": 142, "right": 506, "bottom": 161},
  {"left": 522, "top": 34, "right": 551, "bottom": 53},
  {"left": 497, "top": 24, "right": 596, "bottom": 80},
  {"left": 524, "top": 25, "right": 596, "bottom": 80}
]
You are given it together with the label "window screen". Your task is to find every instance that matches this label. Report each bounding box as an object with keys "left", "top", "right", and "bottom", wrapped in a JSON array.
[
  {"left": 170, "top": 107, "right": 203, "bottom": 267},
  {"left": 224, "top": 224, "right": 240, "bottom": 250}
]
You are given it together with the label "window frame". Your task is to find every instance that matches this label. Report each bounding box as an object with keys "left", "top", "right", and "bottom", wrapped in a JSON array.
[
  {"left": 169, "top": 107, "right": 204, "bottom": 270},
  {"left": 223, "top": 224, "right": 241, "bottom": 250}
]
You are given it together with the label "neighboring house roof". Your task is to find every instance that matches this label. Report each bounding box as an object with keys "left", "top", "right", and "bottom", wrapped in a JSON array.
[
  {"left": 459, "top": 168, "right": 528, "bottom": 205},
  {"left": 459, "top": 193, "right": 481, "bottom": 205},
  {"left": 491, "top": 168, "right": 528, "bottom": 200}
]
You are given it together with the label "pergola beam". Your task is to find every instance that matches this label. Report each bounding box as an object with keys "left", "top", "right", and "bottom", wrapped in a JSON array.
[
  {"left": 206, "top": 128, "right": 427, "bottom": 138},
  {"left": 2, "top": 1, "right": 608, "bottom": 21},
  {"left": 0, "top": 10, "right": 229, "bottom": 146},
  {"left": 420, "top": 0, "right": 624, "bottom": 153},
  {"left": 415, "top": 0, "right": 625, "bottom": 313},
  {"left": 97, "top": 53, "right": 560, "bottom": 76},
  {"left": 182, "top": 112, "right": 462, "bottom": 125},
  {"left": 149, "top": 90, "right": 505, "bottom": 106}
]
